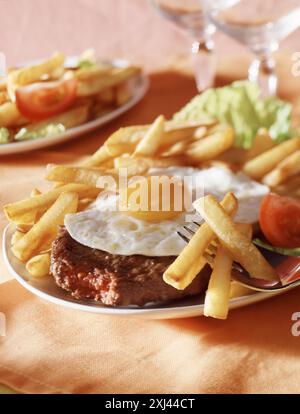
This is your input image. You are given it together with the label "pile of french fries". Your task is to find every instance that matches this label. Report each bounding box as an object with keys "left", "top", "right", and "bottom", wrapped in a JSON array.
[
  {"left": 163, "top": 193, "right": 278, "bottom": 319},
  {"left": 4, "top": 111, "right": 298, "bottom": 318},
  {"left": 243, "top": 137, "right": 300, "bottom": 193},
  {"left": 5, "top": 115, "right": 230, "bottom": 277},
  {"left": 0, "top": 50, "right": 140, "bottom": 142}
]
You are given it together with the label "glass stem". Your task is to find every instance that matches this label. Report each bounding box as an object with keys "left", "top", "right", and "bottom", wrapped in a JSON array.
[
  {"left": 191, "top": 37, "right": 216, "bottom": 92},
  {"left": 248, "top": 52, "right": 277, "bottom": 97}
]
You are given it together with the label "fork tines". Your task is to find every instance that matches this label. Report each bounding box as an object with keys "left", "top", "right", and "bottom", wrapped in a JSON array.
[{"left": 177, "top": 221, "right": 202, "bottom": 243}]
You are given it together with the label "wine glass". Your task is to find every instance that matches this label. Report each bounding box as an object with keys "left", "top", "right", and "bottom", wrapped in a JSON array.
[
  {"left": 206, "top": 0, "right": 300, "bottom": 97},
  {"left": 149, "top": 0, "right": 217, "bottom": 91}
]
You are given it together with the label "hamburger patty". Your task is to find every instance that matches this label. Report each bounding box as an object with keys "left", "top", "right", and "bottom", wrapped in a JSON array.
[{"left": 50, "top": 228, "right": 209, "bottom": 307}]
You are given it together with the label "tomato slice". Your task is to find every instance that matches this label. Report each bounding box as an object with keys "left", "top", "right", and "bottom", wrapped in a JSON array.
[
  {"left": 259, "top": 193, "right": 300, "bottom": 248},
  {"left": 15, "top": 78, "right": 77, "bottom": 121}
]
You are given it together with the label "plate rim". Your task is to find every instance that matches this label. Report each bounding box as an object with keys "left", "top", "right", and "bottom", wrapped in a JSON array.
[
  {"left": 0, "top": 58, "right": 149, "bottom": 155},
  {"left": 2, "top": 223, "right": 288, "bottom": 319}
]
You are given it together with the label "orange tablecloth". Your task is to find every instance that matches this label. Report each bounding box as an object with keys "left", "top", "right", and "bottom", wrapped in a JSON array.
[
  {"left": 1, "top": 0, "right": 300, "bottom": 394},
  {"left": 1, "top": 279, "right": 300, "bottom": 394},
  {"left": 1, "top": 60, "right": 300, "bottom": 394}
]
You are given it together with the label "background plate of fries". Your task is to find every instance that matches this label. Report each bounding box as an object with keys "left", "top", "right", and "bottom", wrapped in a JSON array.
[
  {"left": 3, "top": 223, "right": 284, "bottom": 319},
  {"left": 0, "top": 56, "right": 149, "bottom": 155}
]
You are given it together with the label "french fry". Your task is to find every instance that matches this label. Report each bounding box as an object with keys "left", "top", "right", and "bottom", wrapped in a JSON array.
[
  {"left": 245, "top": 129, "right": 274, "bottom": 161},
  {"left": 26, "top": 253, "right": 51, "bottom": 278},
  {"left": 0, "top": 91, "right": 8, "bottom": 105},
  {"left": 194, "top": 195, "right": 278, "bottom": 281},
  {"left": 12, "top": 192, "right": 78, "bottom": 262},
  {"left": 98, "top": 87, "right": 115, "bottom": 104},
  {"left": 17, "top": 223, "right": 33, "bottom": 232},
  {"left": 235, "top": 223, "right": 252, "bottom": 238},
  {"left": 82, "top": 145, "right": 113, "bottom": 167},
  {"left": 93, "top": 121, "right": 213, "bottom": 164},
  {"left": 159, "top": 141, "right": 187, "bottom": 158},
  {"left": 93, "top": 129, "right": 141, "bottom": 160},
  {"left": 230, "top": 282, "right": 256, "bottom": 299},
  {"left": 192, "top": 126, "right": 210, "bottom": 140},
  {"left": 105, "top": 127, "right": 147, "bottom": 157},
  {"left": 204, "top": 223, "right": 252, "bottom": 319},
  {"left": 97, "top": 158, "right": 115, "bottom": 169},
  {"left": 19, "top": 105, "right": 89, "bottom": 134},
  {"left": 13, "top": 211, "right": 37, "bottom": 226},
  {"left": 75, "top": 65, "right": 111, "bottom": 81},
  {"left": 4, "top": 183, "right": 100, "bottom": 224},
  {"left": 243, "top": 137, "right": 300, "bottom": 180},
  {"left": 115, "top": 155, "right": 187, "bottom": 169},
  {"left": 114, "top": 155, "right": 132, "bottom": 169},
  {"left": 134, "top": 115, "right": 166, "bottom": 157},
  {"left": 167, "top": 118, "right": 216, "bottom": 130},
  {"left": 274, "top": 174, "right": 300, "bottom": 196},
  {"left": 163, "top": 192, "right": 238, "bottom": 290},
  {"left": 136, "top": 156, "right": 187, "bottom": 168},
  {"left": 77, "top": 66, "right": 140, "bottom": 97},
  {"left": 115, "top": 83, "right": 131, "bottom": 106},
  {"left": 31, "top": 188, "right": 42, "bottom": 197},
  {"left": 7, "top": 52, "right": 65, "bottom": 100},
  {"left": 204, "top": 245, "right": 233, "bottom": 319},
  {"left": 86, "top": 126, "right": 152, "bottom": 166},
  {"left": 11, "top": 230, "right": 24, "bottom": 246},
  {"left": 46, "top": 165, "right": 108, "bottom": 186},
  {"left": 0, "top": 102, "right": 27, "bottom": 127},
  {"left": 112, "top": 156, "right": 149, "bottom": 174},
  {"left": 163, "top": 122, "right": 213, "bottom": 147},
  {"left": 11, "top": 52, "right": 64, "bottom": 85},
  {"left": 0, "top": 76, "right": 6, "bottom": 91},
  {"left": 185, "top": 126, "right": 234, "bottom": 162},
  {"left": 47, "top": 159, "right": 148, "bottom": 188},
  {"left": 262, "top": 150, "right": 300, "bottom": 187}
]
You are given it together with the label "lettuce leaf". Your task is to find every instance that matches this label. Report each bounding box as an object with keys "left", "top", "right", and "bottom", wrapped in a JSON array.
[
  {"left": 15, "top": 123, "right": 65, "bottom": 141},
  {"left": 253, "top": 239, "right": 300, "bottom": 256},
  {"left": 174, "top": 81, "right": 292, "bottom": 149},
  {"left": 0, "top": 127, "right": 10, "bottom": 144}
]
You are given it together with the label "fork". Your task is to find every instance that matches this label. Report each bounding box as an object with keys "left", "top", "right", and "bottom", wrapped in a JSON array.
[{"left": 178, "top": 222, "right": 300, "bottom": 292}]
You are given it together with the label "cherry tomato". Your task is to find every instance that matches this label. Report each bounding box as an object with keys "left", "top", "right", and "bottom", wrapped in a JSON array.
[
  {"left": 15, "top": 78, "right": 77, "bottom": 121},
  {"left": 259, "top": 193, "right": 300, "bottom": 248}
]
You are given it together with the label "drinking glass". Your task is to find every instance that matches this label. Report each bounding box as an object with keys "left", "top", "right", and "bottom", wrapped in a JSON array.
[
  {"left": 206, "top": 0, "right": 300, "bottom": 96},
  {"left": 149, "top": 0, "right": 217, "bottom": 91}
]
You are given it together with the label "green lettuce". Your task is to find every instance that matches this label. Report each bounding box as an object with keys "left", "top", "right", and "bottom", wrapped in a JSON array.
[
  {"left": 78, "top": 59, "right": 95, "bottom": 69},
  {"left": 15, "top": 123, "right": 65, "bottom": 141},
  {"left": 253, "top": 239, "right": 300, "bottom": 256},
  {"left": 0, "top": 128, "right": 10, "bottom": 144},
  {"left": 174, "top": 81, "right": 292, "bottom": 149}
]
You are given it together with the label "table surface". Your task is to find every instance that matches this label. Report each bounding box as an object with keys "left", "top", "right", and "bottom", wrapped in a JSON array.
[{"left": 1, "top": 0, "right": 300, "bottom": 394}]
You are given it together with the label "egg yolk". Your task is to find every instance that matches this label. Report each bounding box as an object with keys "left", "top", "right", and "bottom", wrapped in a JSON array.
[{"left": 119, "top": 175, "right": 187, "bottom": 222}]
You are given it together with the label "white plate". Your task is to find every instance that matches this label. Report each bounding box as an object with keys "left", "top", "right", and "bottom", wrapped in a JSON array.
[
  {"left": 0, "top": 58, "right": 149, "bottom": 155},
  {"left": 2, "top": 224, "right": 292, "bottom": 319}
]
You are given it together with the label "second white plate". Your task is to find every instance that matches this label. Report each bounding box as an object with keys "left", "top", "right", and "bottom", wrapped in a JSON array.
[{"left": 0, "top": 58, "right": 149, "bottom": 155}]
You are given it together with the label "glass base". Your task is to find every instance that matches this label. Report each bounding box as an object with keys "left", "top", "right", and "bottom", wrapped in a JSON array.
[
  {"left": 192, "top": 39, "right": 216, "bottom": 92},
  {"left": 248, "top": 56, "right": 278, "bottom": 97}
]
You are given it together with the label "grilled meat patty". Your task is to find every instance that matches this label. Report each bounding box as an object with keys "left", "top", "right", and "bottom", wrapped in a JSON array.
[{"left": 50, "top": 228, "right": 209, "bottom": 307}]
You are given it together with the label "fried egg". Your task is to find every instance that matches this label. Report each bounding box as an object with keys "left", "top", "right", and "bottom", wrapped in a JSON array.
[
  {"left": 65, "top": 209, "right": 186, "bottom": 256},
  {"left": 64, "top": 166, "right": 269, "bottom": 257}
]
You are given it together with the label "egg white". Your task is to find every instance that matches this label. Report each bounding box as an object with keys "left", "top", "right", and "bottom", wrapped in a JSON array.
[
  {"left": 64, "top": 209, "right": 186, "bottom": 256},
  {"left": 64, "top": 166, "right": 269, "bottom": 257}
]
